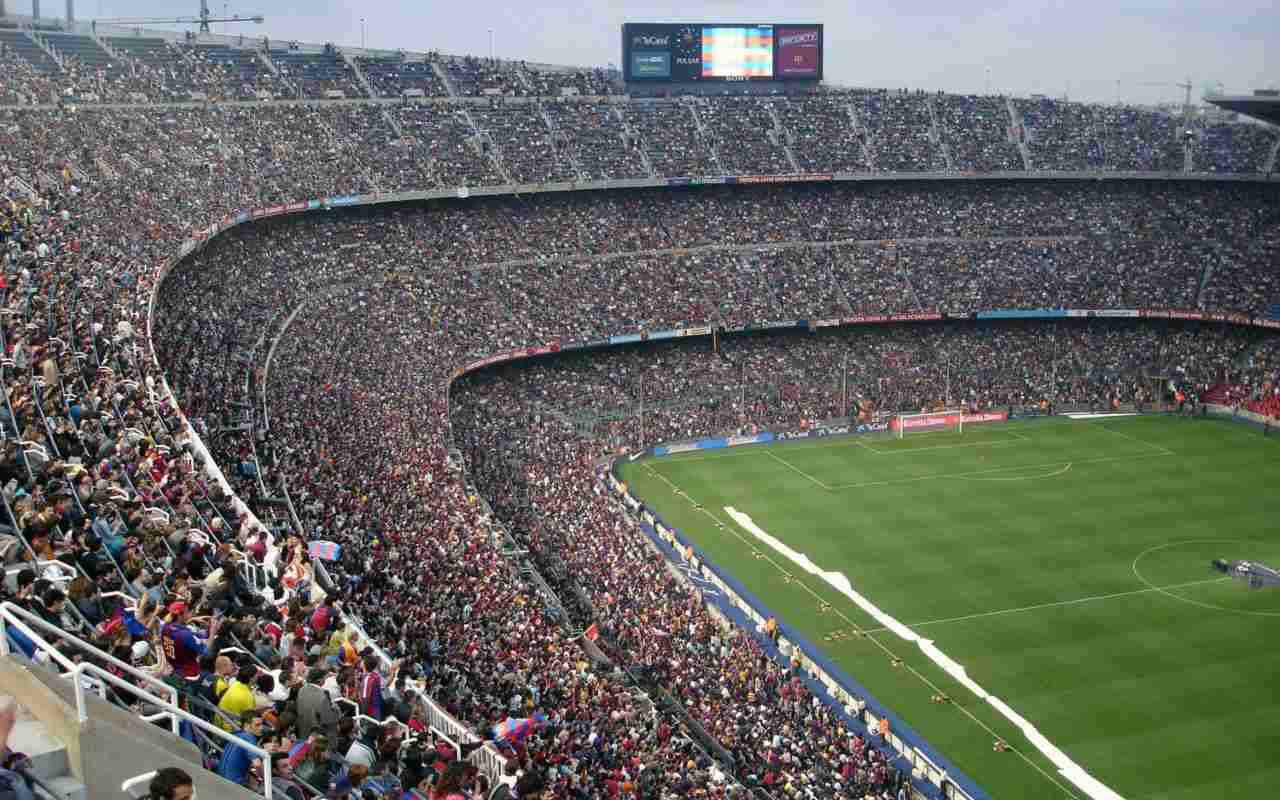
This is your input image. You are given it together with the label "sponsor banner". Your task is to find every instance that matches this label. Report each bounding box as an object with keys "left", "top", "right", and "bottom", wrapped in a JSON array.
[
  {"left": 776, "top": 26, "right": 821, "bottom": 77},
  {"left": 976, "top": 309, "right": 1067, "bottom": 320},
  {"left": 525, "top": 342, "right": 561, "bottom": 356},
  {"left": 260, "top": 204, "right": 286, "bottom": 217},
  {"left": 306, "top": 200, "right": 322, "bottom": 210},
  {"left": 328, "top": 194, "right": 360, "bottom": 207},
  {"left": 735, "top": 173, "right": 833, "bottom": 185},
  {"left": 654, "top": 442, "right": 700, "bottom": 456},
  {"left": 840, "top": 312, "right": 943, "bottom": 325},
  {"left": 813, "top": 318, "right": 842, "bottom": 328},
  {"left": 234, "top": 212, "right": 250, "bottom": 224},
  {"left": 1257, "top": 319, "right": 1280, "bottom": 330},
  {"left": 558, "top": 340, "right": 586, "bottom": 352},
  {"left": 250, "top": 207, "right": 268, "bottom": 219},
  {"left": 898, "top": 410, "right": 1009, "bottom": 430},
  {"left": 680, "top": 326, "right": 713, "bottom": 337},
  {"left": 1061, "top": 309, "right": 1139, "bottom": 318},
  {"left": 755, "top": 320, "right": 800, "bottom": 330},
  {"left": 647, "top": 330, "right": 680, "bottom": 341},
  {"left": 610, "top": 333, "right": 643, "bottom": 345},
  {"left": 285, "top": 201, "right": 307, "bottom": 213},
  {"left": 726, "top": 432, "right": 775, "bottom": 447},
  {"left": 583, "top": 338, "right": 610, "bottom": 348},
  {"left": 1139, "top": 309, "right": 1256, "bottom": 325}
]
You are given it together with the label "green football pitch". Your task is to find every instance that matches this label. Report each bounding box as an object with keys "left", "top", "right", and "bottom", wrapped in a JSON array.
[{"left": 615, "top": 415, "right": 1280, "bottom": 800}]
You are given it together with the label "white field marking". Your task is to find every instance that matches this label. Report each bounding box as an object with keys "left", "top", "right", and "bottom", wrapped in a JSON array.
[
  {"left": 861, "top": 434, "right": 1031, "bottom": 456},
  {"left": 1079, "top": 417, "right": 1175, "bottom": 455},
  {"left": 638, "top": 460, "right": 1082, "bottom": 799},
  {"left": 726, "top": 506, "right": 1116, "bottom": 800},
  {"left": 765, "top": 450, "right": 832, "bottom": 490},
  {"left": 1131, "top": 539, "right": 1280, "bottom": 618},
  {"left": 1064, "top": 412, "right": 1139, "bottom": 420},
  {"left": 826, "top": 451, "right": 1172, "bottom": 490},
  {"left": 855, "top": 438, "right": 884, "bottom": 456},
  {"left": 951, "top": 463, "right": 1072, "bottom": 481},
  {"left": 644, "top": 421, "right": 1058, "bottom": 464},
  {"left": 859, "top": 575, "right": 1234, "bottom": 635}
]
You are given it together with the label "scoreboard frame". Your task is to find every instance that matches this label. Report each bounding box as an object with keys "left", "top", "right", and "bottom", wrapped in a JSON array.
[{"left": 622, "top": 23, "right": 824, "bottom": 83}]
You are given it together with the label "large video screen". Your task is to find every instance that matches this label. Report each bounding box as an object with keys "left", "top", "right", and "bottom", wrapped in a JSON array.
[{"left": 622, "top": 23, "right": 822, "bottom": 82}]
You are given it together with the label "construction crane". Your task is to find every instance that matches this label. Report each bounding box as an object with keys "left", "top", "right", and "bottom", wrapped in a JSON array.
[
  {"left": 1137, "top": 77, "right": 1195, "bottom": 115},
  {"left": 97, "top": 2, "right": 263, "bottom": 33}
]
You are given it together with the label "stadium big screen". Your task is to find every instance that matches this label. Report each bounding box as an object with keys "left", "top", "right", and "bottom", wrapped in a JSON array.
[{"left": 622, "top": 23, "right": 823, "bottom": 82}]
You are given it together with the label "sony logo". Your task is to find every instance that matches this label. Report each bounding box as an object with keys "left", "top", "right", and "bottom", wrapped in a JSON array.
[{"left": 633, "top": 35, "right": 670, "bottom": 47}]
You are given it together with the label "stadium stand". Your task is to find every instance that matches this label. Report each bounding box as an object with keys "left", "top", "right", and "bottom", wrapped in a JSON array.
[{"left": 1, "top": 24, "right": 1279, "bottom": 800}]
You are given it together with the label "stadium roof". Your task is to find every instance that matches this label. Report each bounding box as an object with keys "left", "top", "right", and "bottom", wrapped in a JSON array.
[{"left": 1206, "top": 94, "right": 1280, "bottom": 126}]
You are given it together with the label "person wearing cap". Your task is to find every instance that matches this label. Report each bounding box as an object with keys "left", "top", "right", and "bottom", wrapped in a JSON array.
[{"left": 160, "top": 601, "right": 219, "bottom": 680}]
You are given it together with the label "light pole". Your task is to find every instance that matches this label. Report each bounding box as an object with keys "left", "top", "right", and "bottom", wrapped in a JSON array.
[
  {"left": 488, "top": 27, "right": 494, "bottom": 61},
  {"left": 360, "top": 17, "right": 365, "bottom": 50}
]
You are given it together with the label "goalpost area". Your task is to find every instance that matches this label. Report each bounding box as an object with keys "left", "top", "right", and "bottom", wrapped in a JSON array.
[{"left": 614, "top": 414, "right": 1280, "bottom": 800}]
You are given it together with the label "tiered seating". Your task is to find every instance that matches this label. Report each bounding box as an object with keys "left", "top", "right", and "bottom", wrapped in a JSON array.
[
  {"left": 626, "top": 100, "right": 719, "bottom": 177},
  {"left": 521, "top": 65, "right": 614, "bottom": 96},
  {"left": 388, "top": 102, "right": 504, "bottom": 187},
  {"left": 698, "top": 97, "right": 794, "bottom": 175},
  {"left": 1021, "top": 97, "right": 1105, "bottom": 171},
  {"left": 0, "top": 37, "right": 60, "bottom": 104},
  {"left": 932, "top": 93, "right": 1024, "bottom": 172},
  {"left": 355, "top": 55, "right": 447, "bottom": 98},
  {"left": 776, "top": 93, "right": 871, "bottom": 173},
  {"left": 854, "top": 89, "right": 947, "bottom": 172},
  {"left": 270, "top": 48, "right": 361, "bottom": 98},
  {"left": 543, "top": 99, "right": 650, "bottom": 180},
  {"left": 1093, "top": 105, "right": 1184, "bottom": 171},
  {"left": 0, "top": 29, "right": 59, "bottom": 74},
  {"left": 1196, "top": 121, "right": 1278, "bottom": 173},
  {"left": 442, "top": 55, "right": 525, "bottom": 97},
  {"left": 470, "top": 103, "right": 576, "bottom": 184}
]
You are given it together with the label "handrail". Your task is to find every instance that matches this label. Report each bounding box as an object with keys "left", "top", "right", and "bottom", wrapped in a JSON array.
[
  {"left": 73, "top": 662, "right": 274, "bottom": 798},
  {"left": 121, "top": 771, "right": 156, "bottom": 798},
  {"left": 0, "top": 601, "right": 181, "bottom": 727}
]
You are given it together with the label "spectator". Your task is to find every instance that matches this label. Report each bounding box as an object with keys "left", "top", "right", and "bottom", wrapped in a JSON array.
[{"left": 146, "top": 767, "right": 194, "bottom": 800}]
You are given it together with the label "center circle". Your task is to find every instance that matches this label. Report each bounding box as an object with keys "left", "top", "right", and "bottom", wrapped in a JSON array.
[{"left": 1131, "top": 539, "right": 1280, "bottom": 618}]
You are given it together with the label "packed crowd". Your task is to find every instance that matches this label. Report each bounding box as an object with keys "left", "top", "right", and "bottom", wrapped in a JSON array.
[
  {"left": 450, "top": 320, "right": 1269, "bottom": 447},
  {"left": 1, "top": 80, "right": 1278, "bottom": 800}
]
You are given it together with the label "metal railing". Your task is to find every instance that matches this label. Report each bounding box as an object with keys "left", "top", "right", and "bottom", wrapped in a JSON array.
[
  {"left": 0, "top": 602, "right": 181, "bottom": 732},
  {"left": 84, "top": 662, "right": 273, "bottom": 798}
]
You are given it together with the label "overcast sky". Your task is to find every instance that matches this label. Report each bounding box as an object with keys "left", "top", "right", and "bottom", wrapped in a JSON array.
[{"left": 37, "top": 0, "right": 1279, "bottom": 105}]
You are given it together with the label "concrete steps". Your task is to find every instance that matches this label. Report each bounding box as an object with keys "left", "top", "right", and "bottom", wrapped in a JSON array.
[{"left": 8, "top": 703, "right": 87, "bottom": 800}]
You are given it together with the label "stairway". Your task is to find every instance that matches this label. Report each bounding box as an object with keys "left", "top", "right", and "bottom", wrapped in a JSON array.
[
  {"left": 1006, "top": 97, "right": 1033, "bottom": 170},
  {"left": 924, "top": 95, "right": 955, "bottom": 170},
  {"left": 8, "top": 703, "right": 87, "bottom": 800}
]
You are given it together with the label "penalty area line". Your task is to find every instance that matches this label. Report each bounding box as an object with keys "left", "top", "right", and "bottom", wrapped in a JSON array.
[{"left": 765, "top": 450, "right": 832, "bottom": 490}]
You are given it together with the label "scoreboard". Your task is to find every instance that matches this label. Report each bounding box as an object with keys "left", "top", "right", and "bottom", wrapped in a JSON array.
[{"left": 622, "top": 23, "right": 823, "bottom": 82}]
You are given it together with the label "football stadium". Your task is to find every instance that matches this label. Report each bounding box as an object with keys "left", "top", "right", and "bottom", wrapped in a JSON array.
[{"left": 0, "top": 2, "right": 1277, "bottom": 799}]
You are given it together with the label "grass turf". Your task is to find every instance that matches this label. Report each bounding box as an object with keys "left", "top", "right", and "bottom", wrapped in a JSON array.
[{"left": 616, "top": 415, "right": 1280, "bottom": 800}]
